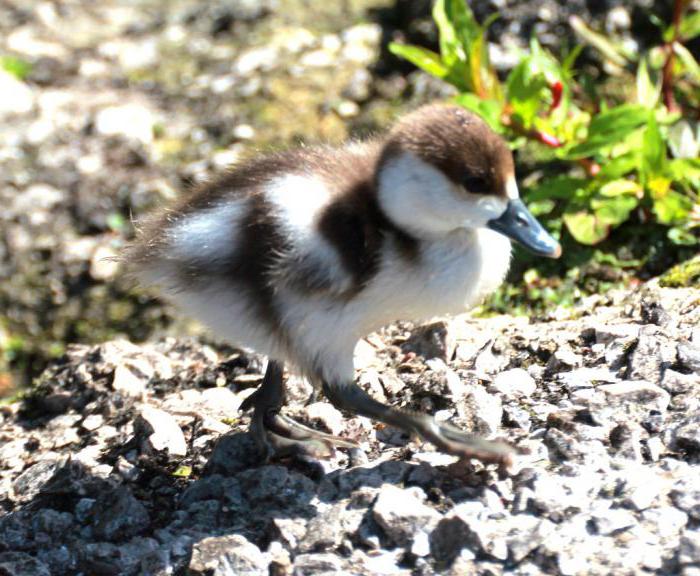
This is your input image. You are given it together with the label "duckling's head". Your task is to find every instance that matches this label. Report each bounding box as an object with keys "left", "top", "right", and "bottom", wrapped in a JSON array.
[{"left": 377, "top": 104, "right": 561, "bottom": 258}]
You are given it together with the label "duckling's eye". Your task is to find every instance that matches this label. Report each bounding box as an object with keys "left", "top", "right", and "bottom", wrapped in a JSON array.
[{"left": 462, "top": 174, "right": 489, "bottom": 195}]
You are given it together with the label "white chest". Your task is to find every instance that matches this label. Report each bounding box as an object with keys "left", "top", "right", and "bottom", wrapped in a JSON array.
[{"left": 357, "top": 228, "right": 512, "bottom": 332}]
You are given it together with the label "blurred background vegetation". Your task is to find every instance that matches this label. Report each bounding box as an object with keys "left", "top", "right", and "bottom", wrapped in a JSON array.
[{"left": 0, "top": 0, "right": 698, "bottom": 398}]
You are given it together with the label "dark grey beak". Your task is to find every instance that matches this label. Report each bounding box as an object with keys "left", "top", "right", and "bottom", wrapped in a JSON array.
[{"left": 488, "top": 199, "right": 561, "bottom": 258}]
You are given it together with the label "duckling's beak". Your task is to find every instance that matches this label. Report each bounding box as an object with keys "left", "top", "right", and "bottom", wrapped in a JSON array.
[{"left": 488, "top": 199, "right": 561, "bottom": 258}]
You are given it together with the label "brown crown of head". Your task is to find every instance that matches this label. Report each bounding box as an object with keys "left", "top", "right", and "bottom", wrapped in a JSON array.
[{"left": 380, "top": 104, "right": 515, "bottom": 198}]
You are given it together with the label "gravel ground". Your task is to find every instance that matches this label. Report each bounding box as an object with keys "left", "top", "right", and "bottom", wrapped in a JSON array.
[{"left": 1, "top": 280, "right": 699, "bottom": 575}]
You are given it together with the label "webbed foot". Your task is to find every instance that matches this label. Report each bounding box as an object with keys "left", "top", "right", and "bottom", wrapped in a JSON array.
[{"left": 241, "top": 361, "right": 357, "bottom": 460}]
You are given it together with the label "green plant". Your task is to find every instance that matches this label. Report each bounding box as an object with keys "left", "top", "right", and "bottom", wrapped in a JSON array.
[
  {"left": 389, "top": 0, "right": 700, "bottom": 248},
  {"left": 0, "top": 55, "right": 32, "bottom": 80}
]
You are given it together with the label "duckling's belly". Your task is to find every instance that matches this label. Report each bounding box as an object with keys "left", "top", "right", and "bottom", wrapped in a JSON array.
[{"left": 362, "top": 228, "right": 511, "bottom": 327}]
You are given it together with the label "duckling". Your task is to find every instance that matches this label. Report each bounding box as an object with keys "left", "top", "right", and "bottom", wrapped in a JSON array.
[{"left": 127, "top": 104, "right": 561, "bottom": 466}]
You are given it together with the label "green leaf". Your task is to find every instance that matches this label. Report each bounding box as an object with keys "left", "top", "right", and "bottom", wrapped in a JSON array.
[
  {"left": 636, "top": 56, "right": 660, "bottom": 108},
  {"left": 653, "top": 190, "right": 693, "bottom": 224},
  {"left": 455, "top": 94, "right": 503, "bottom": 132},
  {"left": 561, "top": 44, "right": 584, "bottom": 78},
  {"left": 569, "top": 15, "right": 631, "bottom": 66},
  {"left": 669, "top": 157, "right": 700, "bottom": 185},
  {"left": 445, "top": 0, "right": 480, "bottom": 56},
  {"left": 172, "top": 465, "right": 192, "bottom": 478},
  {"left": 563, "top": 208, "right": 609, "bottom": 244},
  {"left": 433, "top": 0, "right": 462, "bottom": 69},
  {"left": 563, "top": 104, "right": 649, "bottom": 159},
  {"left": 668, "top": 226, "right": 699, "bottom": 246},
  {"left": 641, "top": 112, "right": 666, "bottom": 183},
  {"left": 673, "top": 42, "right": 700, "bottom": 82},
  {"left": 525, "top": 176, "right": 587, "bottom": 202},
  {"left": 388, "top": 43, "right": 449, "bottom": 78},
  {"left": 591, "top": 194, "right": 639, "bottom": 226},
  {"left": 598, "top": 179, "right": 642, "bottom": 197},
  {"left": 505, "top": 39, "right": 563, "bottom": 127},
  {"left": 597, "top": 154, "right": 637, "bottom": 179},
  {"left": 679, "top": 10, "right": 700, "bottom": 41},
  {"left": 588, "top": 104, "right": 650, "bottom": 136},
  {"left": 0, "top": 56, "right": 32, "bottom": 80}
]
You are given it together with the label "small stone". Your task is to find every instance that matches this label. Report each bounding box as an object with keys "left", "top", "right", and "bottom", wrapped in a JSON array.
[
  {"left": 404, "top": 321, "right": 454, "bottom": 362},
  {"left": 91, "top": 486, "right": 149, "bottom": 540},
  {"left": 628, "top": 326, "right": 675, "bottom": 383},
  {"left": 591, "top": 508, "right": 636, "bottom": 535},
  {"left": 672, "top": 416, "right": 700, "bottom": 453},
  {"left": 342, "top": 68, "right": 372, "bottom": 102},
  {"left": 372, "top": 484, "right": 440, "bottom": 547},
  {"left": 380, "top": 372, "right": 405, "bottom": 396},
  {"left": 303, "top": 402, "right": 345, "bottom": 436},
  {"left": 112, "top": 364, "right": 148, "bottom": 397},
  {"left": 81, "top": 414, "right": 104, "bottom": 431},
  {"left": 646, "top": 437, "right": 664, "bottom": 461},
  {"left": 678, "top": 342, "right": 700, "bottom": 374},
  {"left": 606, "top": 6, "right": 631, "bottom": 32},
  {"left": 594, "top": 323, "right": 639, "bottom": 345},
  {"left": 597, "top": 381, "right": 670, "bottom": 413},
  {"left": 546, "top": 348, "right": 582, "bottom": 372},
  {"left": 679, "top": 530, "right": 700, "bottom": 566},
  {"left": 0, "top": 71, "right": 34, "bottom": 118},
  {"left": 622, "top": 473, "right": 664, "bottom": 511},
  {"left": 10, "top": 458, "right": 61, "bottom": 503},
  {"left": 292, "top": 553, "right": 342, "bottom": 575},
  {"left": 661, "top": 369, "right": 699, "bottom": 395},
  {"left": 298, "top": 502, "right": 363, "bottom": 553},
  {"left": 90, "top": 244, "right": 119, "bottom": 281},
  {"left": 490, "top": 368, "right": 536, "bottom": 397},
  {"left": 557, "top": 367, "right": 618, "bottom": 393},
  {"left": 671, "top": 478, "right": 700, "bottom": 521},
  {"left": 503, "top": 404, "right": 531, "bottom": 431},
  {"left": 459, "top": 384, "right": 502, "bottom": 435},
  {"left": 190, "top": 534, "right": 267, "bottom": 576},
  {"left": 336, "top": 100, "right": 359, "bottom": 118},
  {"left": 95, "top": 103, "right": 156, "bottom": 143},
  {"left": 233, "top": 124, "right": 256, "bottom": 140},
  {"left": 642, "top": 506, "right": 688, "bottom": 538},
  {"left": 0, "top": 552, "right": 51, "bottom": 576},
  {"left": 205, "top": 433, "right": 260, "bottom": 476},
  {"left": 135, "top": 406, "right": 187, "bottom": 457}
]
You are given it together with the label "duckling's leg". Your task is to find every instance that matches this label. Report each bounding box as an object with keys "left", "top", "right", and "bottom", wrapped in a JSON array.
[
  {"left": 240, "top": 360, "right": 358, "bottom": 459},
  {"left": 323, "top": 380, "right": 513, "bottom": 466}
]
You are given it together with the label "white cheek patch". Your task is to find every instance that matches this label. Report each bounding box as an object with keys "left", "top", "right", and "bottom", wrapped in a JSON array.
[
  {"left": 475, "top": 196, "right": 508, "bottom": 220},
  {"left": 505, "top": 177, "right": 519, "bottom": 200},
  {"left": 460, "top": 195, "right": 507, "bottom": 227},
  {"left": 168, "top": 199, "right": 248, "bottom": 261}
]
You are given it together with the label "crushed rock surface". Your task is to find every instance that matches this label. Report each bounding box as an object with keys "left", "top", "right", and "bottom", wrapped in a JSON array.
[{"left": 1, "top": 281, "right": 699, "bottom": 575}]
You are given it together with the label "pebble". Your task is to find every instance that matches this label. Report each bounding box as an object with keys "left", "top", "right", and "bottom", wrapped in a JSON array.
[
  {"left": 135, "top": 406, "right": 188, "bottom": 457},
  {"left": 372, "top": 484, "right": 440, "bottom": 547},
  {"left": 304, "top": 402, "right": 345, "bottom": 436},
  {"left": 95, "top": 103, "right": 156, "bottom": 143},
  {"left": 490, "top": 368, "right": 537, "bottom": 397},
  {"left": 0, "top": 71, "right": 35, "bottom": 118},
  {"left": 189, "top": 534, "right": 268, "bottom": 576},
  {"left": 597, "top": 381, "right": 671, "bottom": 413}
]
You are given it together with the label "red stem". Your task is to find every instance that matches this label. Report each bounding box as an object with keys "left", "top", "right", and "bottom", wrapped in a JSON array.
[
  {"left": 662, "top": 0, "right": 688, "bottom": 113},
  {"left": 548, "top": 81, "right": 563, "bottom": 115},
  {"left": 503, "top": 113, "right": 600, "bottom": 177}
]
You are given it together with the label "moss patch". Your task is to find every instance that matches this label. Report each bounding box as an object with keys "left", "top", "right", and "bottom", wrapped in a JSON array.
[{"left": 659, "top": 256, "right": 700, "bottom": 288}]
